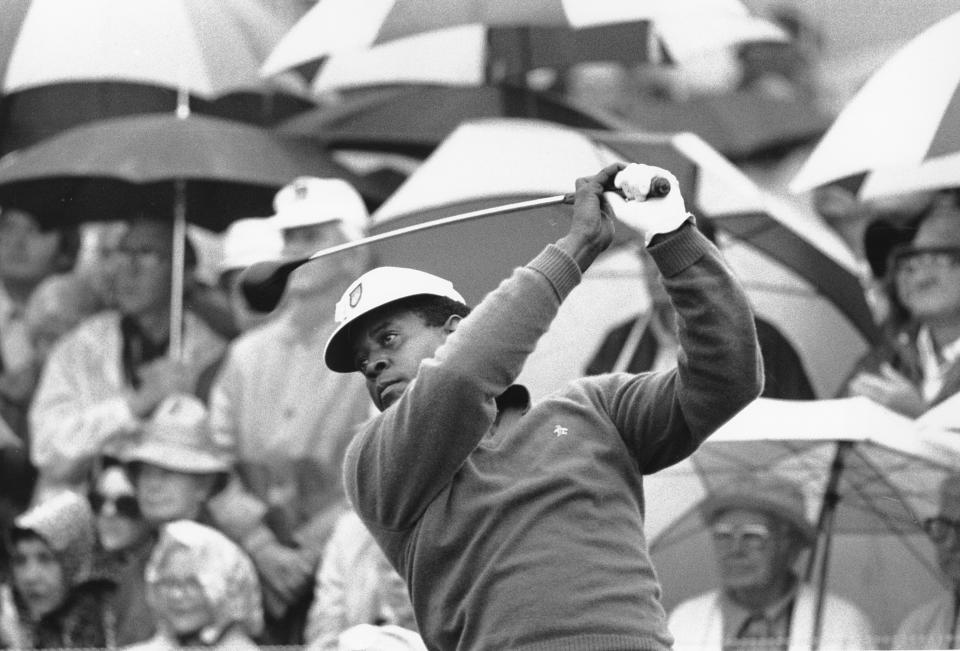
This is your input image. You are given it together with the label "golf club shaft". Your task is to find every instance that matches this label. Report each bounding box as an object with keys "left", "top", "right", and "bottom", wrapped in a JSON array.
[{"left": 240, "top": 176, "right": 670, "bottom": 312}]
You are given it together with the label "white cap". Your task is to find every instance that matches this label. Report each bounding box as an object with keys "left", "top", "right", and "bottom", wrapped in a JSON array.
[
  {"left": 219, "top": 217, "right": 284, "bottom": 275},
  {"left": 269, "top": 176, "right": 368, "bottom": 242},
  {"left": 324, "top": 266, "right": 465, "bottom": 373}
]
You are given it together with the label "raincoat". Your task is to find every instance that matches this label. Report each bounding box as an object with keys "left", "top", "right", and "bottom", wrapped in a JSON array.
[
  {"left": 0, "top": 491, "right": 117, "bottom": 649},
  {"left": 127, "top": 519, "right": 262, "bottom": 650},
  {"left": 29, "top": 311, "right": 226, "bottom": 495}
]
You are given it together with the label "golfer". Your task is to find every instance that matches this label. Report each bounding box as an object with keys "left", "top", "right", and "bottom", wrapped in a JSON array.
[{"left": 323, "top": 163, "right": 762, "bottom": 650}]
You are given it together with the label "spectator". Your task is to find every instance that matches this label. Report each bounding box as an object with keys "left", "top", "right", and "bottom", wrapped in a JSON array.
[
  {"left": 207, "top": 177, "right": 372, "bottom": 643},
  {"left": 29, "top": 215, "right": 227, "bottom": 498},
  {"left": 305, "top": 510, "right": 419, "bottom": 649},
  {"left": 0, "top": 207, "right": 83, "bottom": 574},
  {"left": 217, "top": 217, "right": 284, "bottom": 334},
  {"left": 86, "top": 456, "right": 155, "bottom": 648},
  {"left": 125, "top": 520, "right": 261, "bottom": 650},
  {"left": 88, "top": 458, "right": 152, "bottom": 579},
  {"left": 668, "top": 477, "right": 874, "bottom": 649},
  {"left": 112, "top": 394, "right": 233, "bottom": 646},
  {"left": 586, "top": 221, "right": 814, "bottom": 399},
  {"left": 124, "top": 394, "right": 231, "bottom": 527},
  {"left": 893, "top": 474, "right": 960, "bottom": 649},
  {"left": 844, "top": 194, "right": 960, "bottom": 417},
  {"left": 0, "top": 491, "right": 116, "bottom": 649},
  {"left": 193, "top": 217, "right": 285, "bottom": 402}
]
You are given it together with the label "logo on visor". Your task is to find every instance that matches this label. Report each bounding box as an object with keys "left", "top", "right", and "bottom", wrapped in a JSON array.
[{"left": 349, "top": 283, "right": 363, "bottom": 308}]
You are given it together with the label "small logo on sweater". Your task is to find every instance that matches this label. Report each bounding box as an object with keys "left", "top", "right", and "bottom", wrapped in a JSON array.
[{"left": 553, "top": 425, "right": 568, "bottom": 437}]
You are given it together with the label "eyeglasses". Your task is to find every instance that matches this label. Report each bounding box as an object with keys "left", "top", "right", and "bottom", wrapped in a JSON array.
[
  {"left": 89, "top": 492, "right": 140, "bottom": 519},
  {"left": 711, "top": 523, "right": 772, "bottom": 552},
  {"left": 154, "top": 576, "right": 205, "bottom": 600},
  {"left": 107, "top": 246, "right": 168, "bottom": 268},
  {"left": 891, "top": 247, "right": 960, "bottom": 275},
  {"left": 924, "top": 517, "right": 960, "bottom": 544}
]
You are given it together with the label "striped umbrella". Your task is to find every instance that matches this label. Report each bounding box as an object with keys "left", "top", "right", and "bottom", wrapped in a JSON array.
[
  {"left": 0, "top": 0, "right": 309, "bottom": 154},
  {"left": 0, "top": 0, "right": 300, "bottom": 97},
  {"left": 790, "top": 10, "right": 960, "bottom": 199},
  {"left": 261, "top": 0, "right": 784, "bottom": 85},
  {"left": 365, "top": 118, "right": 877, "bottom": 400}
]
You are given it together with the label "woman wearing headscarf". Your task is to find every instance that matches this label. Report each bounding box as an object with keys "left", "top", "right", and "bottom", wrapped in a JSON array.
[
  {"left": 0, "top": 490, "right": 117, "bottom": 648},
  {"left": 124, "top": 520, "right": 262, "bottom": 650}
]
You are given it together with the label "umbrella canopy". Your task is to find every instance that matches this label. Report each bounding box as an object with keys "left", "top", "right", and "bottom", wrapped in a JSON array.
[
  {"left": 644, "top": 396, "right": 960, "bottom": 647},
  {"left": 0, "top": 113, "right": 380, "bottom": 231},
  {"left": 789, "top": 10, "right": 960, "bottom": 199},
  {"left": 364, "top": 118, "right": 876, "bottom": 398},
  {"left": 261, "top": 0, "right": 784, "bottom": 85},
  {"left": 0, "top": 0, "right": 311, "bottom": 154},
  {"left": 277, "top": 83, "right": 619, "bottom": 157},
  {"left": 622, "top": 90, "right": 832, "bottom": 161},
  {"left": 0, "top": 0, "right": 302, "bottom": 97}
]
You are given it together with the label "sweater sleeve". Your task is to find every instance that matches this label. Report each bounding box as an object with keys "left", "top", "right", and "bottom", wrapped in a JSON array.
[
  {"left": 344, "top": 245, "right": 582, "bottom": 530},
  {"left": 601, "top": 222, "right": 763, "bottom": 473}
]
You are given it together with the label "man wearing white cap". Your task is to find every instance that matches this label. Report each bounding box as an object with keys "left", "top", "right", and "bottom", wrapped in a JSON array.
[
  {"left": 206, "top": 177, "right": 372, "bottom": 644},
  {"left": 323, "top": 163, "right": 762, "bottom": 650}
]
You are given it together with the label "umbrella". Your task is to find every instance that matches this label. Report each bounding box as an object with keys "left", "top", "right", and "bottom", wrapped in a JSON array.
[
  {"left": 622, "top": 90, "right": 832, "bottom": 161},
  {"left": 360, "top": 118, "right": 876, "bottom": 399},
  {"left": 0, "top": 0, "right": 302, "bottom": 98},
  {"left": 277, "top": 83, "right": 619, "bottom": 158},
  {"left": 261, "top": 0, "right": 785, "bottom": 86},
  {"left": 0, "top": 112, "right": 378, "bottom": 356},
  {"left": 643, "top": 396, "right": 960, "bottom": 648},
  {"left": 789, "top": 10, "right": 960, "bottom": 199},
  {"left": 0, "top": 0, "right": 310, "bottom": 154}
]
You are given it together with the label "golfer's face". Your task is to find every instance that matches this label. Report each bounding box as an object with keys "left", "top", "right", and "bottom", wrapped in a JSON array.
[{"left": 351, "top": 308, "right": 452, "bottom": 411}]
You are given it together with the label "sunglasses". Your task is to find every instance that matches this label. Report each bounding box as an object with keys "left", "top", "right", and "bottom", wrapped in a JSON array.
[
  {"left": 89, "top": 492, "right": 141, "bottom": 519},
  {"left": 924, "top": 517, "right": 960, "bottom": 544},
  {"left": 711, "top": 523, "right": 772, "bottom": 552}
]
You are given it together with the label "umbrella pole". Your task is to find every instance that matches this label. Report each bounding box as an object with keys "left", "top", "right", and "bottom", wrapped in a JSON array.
[
  {"left": 807, "top": 441, "right": 852, "bottom": 651},
  {"left": 169, "top": 178, "right": 187, "bottom": 361}
]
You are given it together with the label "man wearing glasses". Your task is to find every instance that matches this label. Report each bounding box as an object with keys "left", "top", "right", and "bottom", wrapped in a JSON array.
[
  {"left": 845, "top": 194, "right": 960, "bottom": 418},
  {"left": 894, "top": 474, "right": 960, "bottom": 648},
  {"left": 667, "top": 477, "right": 873, "bottom": 649}
]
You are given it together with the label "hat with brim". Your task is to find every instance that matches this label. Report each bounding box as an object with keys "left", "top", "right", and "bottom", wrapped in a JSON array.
[
  {"left": 123, "top": 394, "right": 230, "bottom": 475},
  {"left": 324, "top": 266, "right": 465, "bottom": 373},
  {"left": 699, "top": 477, "right": 817, "bottom": 546}
]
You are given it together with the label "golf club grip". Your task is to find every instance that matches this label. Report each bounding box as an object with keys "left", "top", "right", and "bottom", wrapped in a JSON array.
[{"left": 562, "top": 175, "right": 671, "bottom": 204}]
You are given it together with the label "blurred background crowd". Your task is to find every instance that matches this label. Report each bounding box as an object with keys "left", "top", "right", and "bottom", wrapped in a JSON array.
[{"left": 2, "top": 0, "right": 960, "bottom": 649}]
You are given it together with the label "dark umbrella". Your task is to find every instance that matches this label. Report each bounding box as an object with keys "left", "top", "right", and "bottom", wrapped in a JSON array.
[
  {"left": 0, "top": 112, "right": 381, "bottom": 355},
  {"left": 277, "top": 83, "right": 618, "bottom": 157}
]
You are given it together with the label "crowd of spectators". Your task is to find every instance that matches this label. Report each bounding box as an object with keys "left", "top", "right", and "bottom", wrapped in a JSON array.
[{"left": 0, "top": 165, "right": 959, "bottom": 649}]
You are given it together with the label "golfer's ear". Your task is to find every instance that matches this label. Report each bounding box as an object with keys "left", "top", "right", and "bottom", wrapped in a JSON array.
[{"left": 443, "top": 315, "right": 462, "bottom": 334}]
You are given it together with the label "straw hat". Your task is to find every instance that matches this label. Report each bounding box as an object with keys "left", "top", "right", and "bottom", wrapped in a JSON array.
[
  {"left": 124, "top": 394, "right": 230, "bottom": 474},
  {"left": 699, "top": 476, "right": 816, "bottom": 545}
]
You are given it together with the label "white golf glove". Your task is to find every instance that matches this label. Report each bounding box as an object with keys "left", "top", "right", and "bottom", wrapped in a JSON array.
[{"left": 606, "top": 164, "right": 688, "bottom": 245}]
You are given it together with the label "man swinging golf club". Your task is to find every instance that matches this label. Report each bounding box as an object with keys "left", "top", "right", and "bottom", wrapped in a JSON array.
[{"left": 322, "top": 162, "right": 763, "bottom": 650}]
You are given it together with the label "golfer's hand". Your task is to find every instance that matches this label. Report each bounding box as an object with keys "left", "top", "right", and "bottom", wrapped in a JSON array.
[
  {"left": 848, "top": 363, "right": 926, "bottom": 418},
  {"left": 558, "top": 162, "right": 625, "bottom": 271},
  {"left": 608, "top": 164, "right": 687, "bottom": 245},
  {"left": 252, "top": 541, "right": 314, "bottom": 605}
]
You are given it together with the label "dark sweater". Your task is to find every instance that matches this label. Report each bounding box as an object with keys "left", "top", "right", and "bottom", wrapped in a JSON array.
[{"left": 344, "top": 224, "right": 762, "bottom": 650}]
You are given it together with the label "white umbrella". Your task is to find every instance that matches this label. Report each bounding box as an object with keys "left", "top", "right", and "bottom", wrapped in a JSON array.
[
  {"left": 366, "top": 118, "right": 875, "bottom": 399},
  {"left": 261, "top": 0, "right": 784, "bottom": 87},
  {"left": 645, "top": 396, "right": 960, "bottom": 648},
  {"left": 789, "top": 10, "right": 960, "bottom": 199}
]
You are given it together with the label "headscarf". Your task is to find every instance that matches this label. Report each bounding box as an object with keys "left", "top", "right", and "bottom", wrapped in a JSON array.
[
  {"left": 145, "top": 520, "right": 262, "bottom": 644},
  {"left": 11, "top": 491, "right": 96, "bottom": 587}
]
